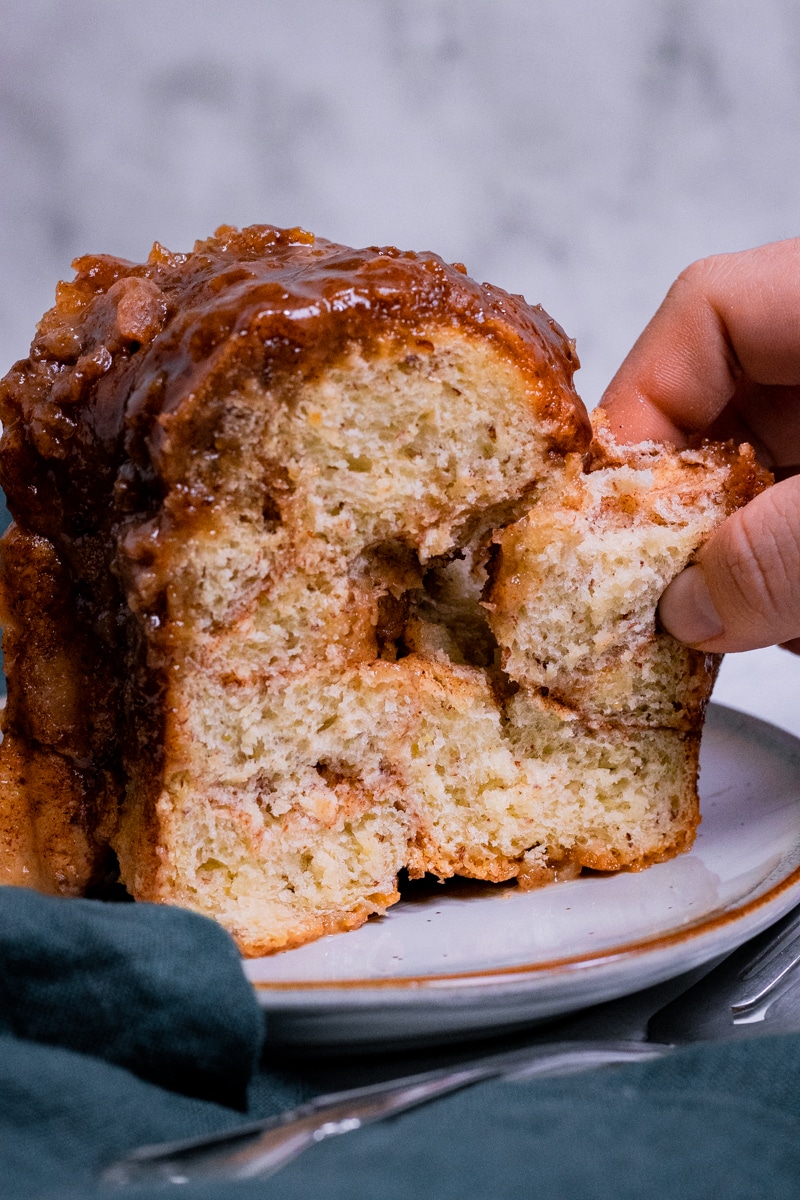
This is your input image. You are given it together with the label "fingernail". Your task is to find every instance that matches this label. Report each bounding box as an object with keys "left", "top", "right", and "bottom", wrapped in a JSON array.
[{"left": 659, "top": 565, "right": 724, "bottom": 645}]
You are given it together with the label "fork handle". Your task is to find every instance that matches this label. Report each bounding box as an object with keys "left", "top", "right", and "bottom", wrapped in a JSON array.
[{"left": 102, "top": 1039, "right": 672, "bottom": 1187}]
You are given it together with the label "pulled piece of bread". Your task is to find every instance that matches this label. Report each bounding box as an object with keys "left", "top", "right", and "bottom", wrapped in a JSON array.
[{"left": 0, "top": 226, "right": 768, "bottom": 954}]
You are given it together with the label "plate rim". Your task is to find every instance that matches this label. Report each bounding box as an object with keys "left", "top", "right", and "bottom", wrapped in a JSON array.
[{"left": 246, "top": 704, "right": 800, "bottom": 996}]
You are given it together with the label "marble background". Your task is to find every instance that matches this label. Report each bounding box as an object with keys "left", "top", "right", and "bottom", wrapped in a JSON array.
[{"left": 1, "top": 0, "right": 798, "bottom": 734}]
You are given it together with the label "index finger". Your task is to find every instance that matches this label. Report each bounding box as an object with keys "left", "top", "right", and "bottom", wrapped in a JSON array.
[{"left": 600, "top": 239, "right": 800, "bottom": 446}]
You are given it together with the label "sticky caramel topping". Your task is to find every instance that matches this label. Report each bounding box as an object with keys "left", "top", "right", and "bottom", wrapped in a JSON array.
[{"left": 0, "top": 225, "right": 587, "bottom": 530}]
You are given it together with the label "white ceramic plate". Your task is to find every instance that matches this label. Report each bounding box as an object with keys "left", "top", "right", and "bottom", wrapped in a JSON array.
[{"left": 245, "top": 705, "right": 800, "bottom": 1048}]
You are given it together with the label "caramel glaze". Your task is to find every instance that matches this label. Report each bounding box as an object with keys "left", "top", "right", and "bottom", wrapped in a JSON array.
[{"left": 0, "top": 224, "right": 590, "bottom": 892}]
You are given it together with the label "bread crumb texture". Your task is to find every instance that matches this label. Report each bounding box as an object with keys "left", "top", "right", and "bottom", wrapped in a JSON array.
[{"left": 0, "top": 227, "right": 770, "bottom": 953}]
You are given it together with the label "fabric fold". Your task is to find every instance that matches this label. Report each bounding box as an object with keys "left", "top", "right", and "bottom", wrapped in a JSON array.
[{"left": 0, "top": 887, "right": 264, "bottom": 1108}]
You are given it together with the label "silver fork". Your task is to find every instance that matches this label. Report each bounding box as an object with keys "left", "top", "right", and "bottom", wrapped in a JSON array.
[
  {"left": 102, "top": 1038, "right": 666, "bottom": 1187},
  {"left": 102, "top": 903, "right": 800, "bottom": 1188}
]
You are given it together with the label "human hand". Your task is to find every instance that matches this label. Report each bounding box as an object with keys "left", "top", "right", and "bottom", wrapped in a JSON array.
[{"left": 600, "top": 239, "right": 800, "bottom": 656}]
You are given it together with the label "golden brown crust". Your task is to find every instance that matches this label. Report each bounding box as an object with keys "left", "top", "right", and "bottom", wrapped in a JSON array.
[
  {"left": 0, "top": 525, "right": 119, "bottom": 890},
  {"left": 0, "top": 735, "right": 115, "bottom": 894},
  {"left": 229, "top": 892, "right": 402, "bottom": 958}
]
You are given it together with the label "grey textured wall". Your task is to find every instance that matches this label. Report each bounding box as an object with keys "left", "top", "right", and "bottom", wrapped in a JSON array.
[
  {"left": 1, "top": 0, "right": 798, "bottom": 727},
  {"left": 4, "top": 0, "right": 800, "bottom": 401}
]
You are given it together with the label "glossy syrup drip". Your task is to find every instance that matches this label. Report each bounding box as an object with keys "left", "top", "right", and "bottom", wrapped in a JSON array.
[{"left": 1, "top": 225, "right": 587, "bottom": 503}]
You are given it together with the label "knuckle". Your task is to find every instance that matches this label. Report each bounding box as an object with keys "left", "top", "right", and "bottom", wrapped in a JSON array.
[
  {"left": 673, "top": 254, "right": 730, "bottom": 300},
  {"left": 675, "top": 255, "right": 718, "bottom": 288}
]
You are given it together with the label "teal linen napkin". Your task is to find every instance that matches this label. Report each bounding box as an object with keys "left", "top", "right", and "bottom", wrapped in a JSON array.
[
  {"left": 3, "top": 884, "right": 800, "bottom": 1199},
  {"left": 254, "top": 1035, "right": 800, "bottom": 1200},
  {"left": 3, "top": 1029, "right": 800, "bottom": 1199},
  {"left": 0, "top": 887, "right": 264, "bottom": 1108}
]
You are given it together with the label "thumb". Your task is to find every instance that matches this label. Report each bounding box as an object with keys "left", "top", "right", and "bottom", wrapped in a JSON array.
[{"left": 659, "top": 476, "right": 800, "bottom": 654}]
